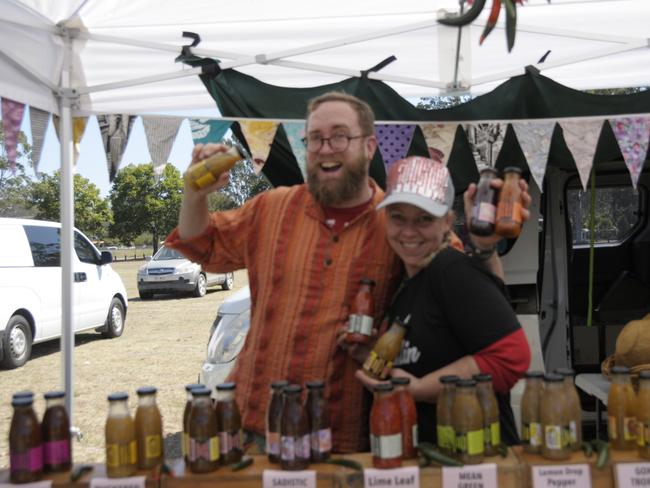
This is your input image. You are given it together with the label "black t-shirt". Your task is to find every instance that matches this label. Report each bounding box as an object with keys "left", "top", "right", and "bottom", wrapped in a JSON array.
[{"left": 389, "top": 247, "right": 521, "bottom": 445}]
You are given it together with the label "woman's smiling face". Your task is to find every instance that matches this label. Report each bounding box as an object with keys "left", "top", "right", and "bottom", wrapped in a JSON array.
[{"left": 385, "top": 203, "right": 453, "bottom": 277}]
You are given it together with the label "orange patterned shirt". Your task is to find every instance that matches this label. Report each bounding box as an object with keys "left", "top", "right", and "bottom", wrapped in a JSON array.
[{"left": 165, "top": 181, "right": 401, "bottom": 452}]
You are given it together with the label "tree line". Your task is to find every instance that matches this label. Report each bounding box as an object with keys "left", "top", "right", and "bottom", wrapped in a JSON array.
[{"left": 0, "top": 129, "right": 271, "bottom": 251}]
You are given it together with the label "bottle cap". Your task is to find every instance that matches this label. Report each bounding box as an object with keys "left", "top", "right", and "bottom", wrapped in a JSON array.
[
  {"left": 524, "top": 371, "right": 544, "bottom": 378},
  {"left": 44, "top": 391, "right": 65, "bottom": 400},
  {"left": 284, "top": 384, "right": 302, "bottom": 394},
  {"left": 12, "top": 391, "right": 34, "bottom": 400},
  {"left": 457, "top": 379, "right": 477, "bottom": 388},
  {"left": 543, "top": 373, "right": 564, "bottom": 383},
  {"left": 390, "top": 377, "right": 410, "bottom": 386},
  {"left": 216, "top": 382, "right": 236, "bottom": 391},
  {"left": 137, "top": 386, "right": 157, "bottom": 396},
  {"left": 306, "top": 380, "right": 325, "bottom": 389},
  {"left": 554, "top": 368, "right": 575, "bottom": 378},
  {"left": 503, "top": 166, "right": 523, "bottom": 175},
  {"left": 440, "top": 375, "right": 460, "bottom": 384},
  {"left": 271, "top": 380, "right": 289, "bottom": 390},
  {"left": 639, "top": 370, "right": 650, "bottom": 380},
  {"left": 191, "top": 387, "right": 211, "bottom": 397},
  {"left": 108, "top": 392, "right": 129, "bottom": 402},
  {"left": 477, "top": 164, "right": 498, "bottom": 175},
  {"left": 473, "top": 373, "right": 493, "bottom": 383},
  {"left": 373, "top": 383, "right": 394, "bottom": 392},
  {"left": 12, "top": 397, "right": 34, "bottom": 407},
  {"left": 611, "top": 365, "right": 631, "bottom": 375},
  {"left": 185, "top": 383, "right": 204, "bottom": 392}
]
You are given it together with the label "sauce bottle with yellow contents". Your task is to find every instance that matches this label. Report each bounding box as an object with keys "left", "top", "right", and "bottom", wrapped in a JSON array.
[
  {"left": 452, "top": 379, "right": 484, "bottom": 465},
  {"left": 607, "top": 366, "right": 637, "bottom": 450},
  {"left": 105, "top": 392, "right": 137, "bottom": 478},
  {"left": 636, "top": 370, "right": 650, "bottom": 460},
  {"left": 474, "top": 374, "right": 500, "bottom": 456},
  {"left": 135, "top": 386, "right": 163, "bottom": 469},
  {"left": 540, "top": 374, "right": 570, "bottom": 460},
  {"left": 363, "top": 316, "right": 409, "bottom": 380},
  {"left": 185, "top": 144, "right": 244, "bottom": 191},
  {"left": 436, "top": 375, "right": 459, "bottom": 457},
  {"left": 555, "top": 368, "right": 582, "bottom": 451},
  {"left": 521, "top": 371, "right": 543, "bottom": 454}
]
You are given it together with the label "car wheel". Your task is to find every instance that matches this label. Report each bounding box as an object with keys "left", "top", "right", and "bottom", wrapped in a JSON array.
[
  {"left": 139, "top": 290, "right": 153, "bottom": 300},
  {"left": 1, "top": 315, "right": 32, "bottom": 369},
  {"left": 222, "top": 272, "right": 235, "bottom": 291},
  {"left": 102, "top": 297, "right": 125, "bottom": 338},
  {"left": 193, "top": 273, "right": 207, "bottom": 297}
]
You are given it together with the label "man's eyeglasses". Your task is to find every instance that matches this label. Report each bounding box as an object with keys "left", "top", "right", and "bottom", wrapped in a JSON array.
[{"left": 301, "top": 133, "right": 367, "bottom": 152}]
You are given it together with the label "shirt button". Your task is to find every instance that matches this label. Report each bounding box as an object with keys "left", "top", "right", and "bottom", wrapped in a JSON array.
[
  {"left": 332, "top": 235, "right": 339, "bottom": 243},
  {"left": 324, "top": 258, "right": 333, "bottom": 266}
]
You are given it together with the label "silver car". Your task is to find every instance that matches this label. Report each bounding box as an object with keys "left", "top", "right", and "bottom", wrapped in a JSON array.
[{"left": 137, "top": 246, "right": 234, "bottom": 299}]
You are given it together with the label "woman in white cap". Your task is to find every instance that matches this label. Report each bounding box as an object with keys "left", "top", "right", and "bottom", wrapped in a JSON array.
[{"left": 356, "top": 156, "right": 531, "bottom": 446}]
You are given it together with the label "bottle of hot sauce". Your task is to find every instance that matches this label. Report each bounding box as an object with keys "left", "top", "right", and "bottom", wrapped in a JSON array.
[
  {"left": 345, "top": 279, "right": 376, "bottom": 344},
  {"left": 305, "top": 380, "right": 332, "bottom": 462},
  {"left": 9, "top": 394, "right": 43, "bottom": 483},
  {"left": 215, "top": 382, "right": 243, "bottom": 465},
  {"left": 469, "top": 165, "right": 499, "bottom": 236},
  {"left": 370, "top": 383, "right": 402, "bottom": 469},
  {"left": 495, "top": 166, "right": 523, "bottom": 238},
  {"left": 188, "top": 387, "right": 220, "bottom": 473},
  {"left": 363, "top": 316, "right": 409, "bottom": 380},
  {"left": 42, "top": 391, "right": 71, "bottom": 472},
  {"left": 391, "top": 377, "right": 418, "bottom": 459},
  {"left": 266, "top": 380, "right": 288, "bottom": 463},
  {"left": 607, "top": 366, "right": 637, "bottom": 451},
  {"left": 280, "top": 384, "right": 310, "bottom": 471}
]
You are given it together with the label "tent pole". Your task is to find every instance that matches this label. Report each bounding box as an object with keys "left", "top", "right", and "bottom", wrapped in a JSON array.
[{"left": 58, "top": 26, "right": 76, "bottom": 428}]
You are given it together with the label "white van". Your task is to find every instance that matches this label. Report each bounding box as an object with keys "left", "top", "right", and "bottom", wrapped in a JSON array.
[{"left": 0, "top": 218, "right": 128, "bottom": 369}]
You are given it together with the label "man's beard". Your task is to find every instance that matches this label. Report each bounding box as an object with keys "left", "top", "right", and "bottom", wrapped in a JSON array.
[{"left": 307, "top": 155, "right": 368, "bottom": 207}]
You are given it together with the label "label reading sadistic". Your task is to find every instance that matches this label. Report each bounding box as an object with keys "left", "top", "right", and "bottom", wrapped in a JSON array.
[
  {"left": 281, "top": 435, "right": 310, "bottom": 461},
  {"left": 531, "top": 464, "right": 591, "bottom": 488},
  {"left": 442, "top": 463, "right": 497, "bottom": 488},
  {"left": 370, "top": 433, "right": 402, "bottom": 459},
  {"left": 365, "top": 466, "right": 419, "bottom": 488},
  {"left": 263, "top": 469, "right": 316, "bottom": 488},
  {"left": 348, "top": 314, "right": 374, "bottom": 336},
  {"left": 615, "top": 462, "right": 650, "bottom": 488},
  {"left": 219, "top": 430, "right": 243, "bottom": 454},
  {"left": 89, "top": 476, "right": 146, "bottom": 488},
  {"left": 189, "top": 437, "right": 219, "bottom": 462}
]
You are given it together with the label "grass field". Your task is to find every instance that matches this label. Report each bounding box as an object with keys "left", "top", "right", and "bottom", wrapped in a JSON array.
[{"left": 104, "top": 247, "right": 154, "bottom": 261}]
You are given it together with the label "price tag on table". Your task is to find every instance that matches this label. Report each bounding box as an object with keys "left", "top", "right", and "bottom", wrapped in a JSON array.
[
  {"left": 263, "top": 469, "right": 316, "bottom": 488},
  {"left": 364, "top": 466, "right": 419, "bottom": 488},
  {"left": 0, "top": 482, "right": 52, "bottom": 488},
  {"left": 614, "top": 462, "right": 650, "bottom": 488},
  {"left": 90, "top": 476, "right": 145, "bottom": 488},
  {"left": 531, "top": 464, "right": 591, "bottom": 488},
  {"left": 442, "top": 463, "right": 497, "bottom": 488}
]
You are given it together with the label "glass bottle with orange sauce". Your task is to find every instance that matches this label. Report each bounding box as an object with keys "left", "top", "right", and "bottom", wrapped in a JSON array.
[
  {"left": 495, "top": 167, "right": 523, "bottom": 238},
  {"left": 363, "top": 316, "right": 409, "bottom": 380},
  {"left": 474, "top": 374, "right": 500, "bottom": 456},
  {"left": 636, "top": 370, "right": 650, "bottom": 460},
  {"left": 521, "top": 371, "right": 544, "bottom": 454},
  {"left": 452, "top": 379, "right": 484, "bottom": 465},
  {"left": 135, "top": 386, "right": 163, "bottom": 469},
  {"left": 266, "top": 380, "right": 288, "bottom": 463},
  {"left": 470, "top": 165, "right": 499, "bottom": 236},
  {"left": 391, "top": 377, "right": 418, "bottom": 459},
  {"left": 370, "top": 383, "right": 402, "bottom": 469},
  {"left": 345, "top": 279, "right": 376, "bottom": 344},
  {"left": 9, "top": 394, "right": 43, "bottom": 483},
  {"left": 42, "top": 391, "right": 71, "bottom": 472},
  {"left": 436, "top": 375, "right": 459, "bottom": 457},
  {"left": 105, "top": 392, "right": 137, "bottom": 478},
  {"left": 540, "top": 374, "right": 570, "bottom": 460},
  {"left": 555, "top": 368, "right": 582, "bottom": 451},
  {"left": 215, "top": 382, "right": 243, "bottom": 465},
  {"left": 188, "top": 387, "right": 220, "bottom": 473},
  {"left": 305, "top": 380, "right": 331, "bottom": 462},
  {"left": 183, "top": 383, "right": 203, "bottom": 464},
  {"left": 280, "top": 384, "right": 310, "bottom": 470},
  {"left": 607, "top": 365, "right": 637, "bottom": 450}
]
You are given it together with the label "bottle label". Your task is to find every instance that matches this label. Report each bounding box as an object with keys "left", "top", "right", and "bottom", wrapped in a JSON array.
[
  {"left": 456, "top": 429, "right": 484, "bottom": 456},
  {"left": 145, "top": 434, "right": 162, "bottom": 459},
  {"left": 568, "top": 420, "right": 577, "bottom": 444},
  {"left": 412, "top": 424, "right": 419, "bottom": 449},
  {"left": 348, "top": 314, "right": 373, "bottom": 336},
  {"left": 311, "top": 428, "right": 332, "bottom": 454},
  {"left": 267, "top": 430, "right": 280, "bottom": 455},
  {"left": 219, "top": 430, "right": 243, "bottom": 454},
  {"left": 477, "top": 202, "right": 496, "bottom": 223},
  {"left": 189, "top": 437, "right": 220, "bottom": 462},
  {"left": 106, "top": 441, "right": 137, "bottom": 467},
  {"left": 195, "top": 171, "right": 217, "bottom": 189},
  {"left": 638, "top": 423, "right": 646, "bottom": 447},
  {"left": 624, "top": 417, "right": 637, "bottom": 441},
  {"left": 490, "top": 422, "right": 501, "bottom": 447},
  {"left": 437, "top": 425, "right": 455, "bottom": 450},
  {"left": 544, "top": 425, "right": 565, "bottom": 450},
  {"left": 497, "top": 200, "right": 522, "bottom": 224},
  {"left": 363, "top": 351, "right": 392, "bottom": 379},
  {"left": 10, "top": 447, "right": 43, "bottom": 472},
  {"left": 44, "top": 439, "right": 70, "bottom": 465},
  {"left": 370, "top": 433, "right": 402, "bottom": 459},
  {"left": 608, "top": 415, "right": 617, "bottom": 440},
  {"left": 281, "top": 435, "right": 310, "bottom": 461},
  {"left": 527, "top": 422, "right": 542, "bottom": 447}
]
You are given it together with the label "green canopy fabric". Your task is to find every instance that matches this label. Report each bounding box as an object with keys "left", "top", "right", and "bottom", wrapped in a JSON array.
[{"left": 195, "top": 63, "right": 650, "bottom": 192}]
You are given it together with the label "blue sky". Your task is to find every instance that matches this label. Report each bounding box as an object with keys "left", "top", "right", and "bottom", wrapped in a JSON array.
[{"left": 17, "top": 108, "right": 221, "bottom": 198}]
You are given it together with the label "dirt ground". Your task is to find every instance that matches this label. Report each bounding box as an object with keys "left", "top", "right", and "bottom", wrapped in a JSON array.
[{"left": 0, "top": 261, "right": 249, "bottom": 469}]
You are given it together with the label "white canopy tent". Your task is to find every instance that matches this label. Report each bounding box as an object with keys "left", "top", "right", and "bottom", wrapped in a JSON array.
[{"left": 1, "top": 0, "right": 649, "bottom": 423}]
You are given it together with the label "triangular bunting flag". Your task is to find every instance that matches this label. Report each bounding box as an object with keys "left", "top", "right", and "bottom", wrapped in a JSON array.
[
  {"left": 190, "top": 119, "right": 232, "bottom": 145},
  {"left": 239, "top": 120, "right": 279, "bottom": 174},
  {"left": 142, "top": 117, "right": 183, "bottom": 178},
  {"left": 375, "top": 124, "right": 415, "bottom": 170},
  {"left": 559, "top": 119, "right": 604, "bottom": 190},
  {"left": 419, "top": 123, "right": 458, "bottom": 165},
  {"left": 463, "top": 123, "right": 507, "bottom": 169},
  {"left": 29, "top": 107, "right": 49, "bottom": 175},
  {"left": 512, "top": 121, "right": 555, "bottom": 191},
  {"left": 609, "top": 116, "right": 650, "bottom": 189},
  {"left": 1, "top": 98, "right": 26, "bottom": 173},
  {"left": 97, "top": 114, "right": 135, "bottom": 181},
  {"left": 53, "top": 115, "right": 89, "bottom": 164},
  {"left": 282, "top": 121, "right": 307, "bottom": 180}
]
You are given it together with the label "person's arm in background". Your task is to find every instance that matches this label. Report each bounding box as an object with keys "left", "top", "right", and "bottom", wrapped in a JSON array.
[{"left": 178, "top": 143, "right": 232, "bottom": 240}]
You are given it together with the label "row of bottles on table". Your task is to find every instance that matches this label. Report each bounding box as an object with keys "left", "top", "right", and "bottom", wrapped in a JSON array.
[
  {"left": 520, "top": 369, "right": 583, "bottom": 459},
  {"left": 607, "top": 367, "right": 650, "bottom": 457},
  {"left": 105, "top": 386, "right": 163, "bottom": 478},
  {"left": 436, "top": 374, "right": 501, "bottom": 465},
  {"left": 470, "top": 165, "right": 524, "bottom": 238},
  {"left": 9, "top": 391, "right": 71, "bottom": 484},
  {"left": 266, "top": 380, "right": 332, "bottom": 470},
  {"left": 369, "top": 378, "right": 418, "bottom": 469}
]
